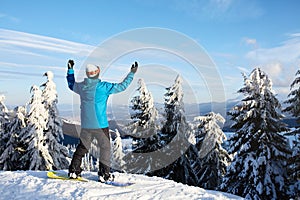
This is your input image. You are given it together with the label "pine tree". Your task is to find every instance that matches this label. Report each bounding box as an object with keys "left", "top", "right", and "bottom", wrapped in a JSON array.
[
  {"left": 149, "top": 75, "right": 197, "bottom": 185},
  {"left": 128, "top": 79, "right": 158, "bottom": 148},
  {"left": 81, "top": 152, "right": 95, "bottom": 171},
  {"left": 0, "top": 106, "right": 26, "bottom": 170},
  {"left": 0, "top": 95, "right": 10, "bottom": 159},
  {"left": 161, "top": 75, "right": 195, "bottom": 146},
  {"left": 0, "top": 95, "right": 9, "bottom": 129},
  {"left": 41, "top": 71, "right": 69, "bottom": 169},
  {"left": 19, "top": 85, "right": 54, "bottom": 170},
  {"left": 124, "top": 79, "right": 160, "bottom": 173},
  {"left": 82, "top": 154, "right": 89, "bottom": 171},
  {"left": 90, "top": 138, "right": 100, "bottom": 159},
  {"left": 111, "top": 129, "right": 126, "bottom": 172},
  {"left": 193, "top": 112, "right": 231, "bottom": 189},
  {"left": 220, "top": 68, "right": 292, "bottom": 199},
  {"left": 283, "top": 68, "right": 300, "bottom": 197}
]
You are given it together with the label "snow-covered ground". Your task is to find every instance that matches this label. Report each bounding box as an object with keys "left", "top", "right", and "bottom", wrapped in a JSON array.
[{"left": 0, "top": 170, "right": 243, "bottom": 200}]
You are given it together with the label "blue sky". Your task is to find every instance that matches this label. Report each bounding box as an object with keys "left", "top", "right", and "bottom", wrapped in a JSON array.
[{"left": 1, "top": 0, "right": 300, "bottom": 107}]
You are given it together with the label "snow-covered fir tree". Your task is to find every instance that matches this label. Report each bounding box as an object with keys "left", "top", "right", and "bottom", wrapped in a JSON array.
[
  {"left": 0, "top": 95, "right": 10, "bottom": 160},
  {"left": 193, "top": 112, "right": 231, "bottom": 190},
  {"left": 0, "top": 106, "right": 26, "bottom": 170},
  {"left": 81, "top": 152, "right": 95, "bottom": 172},
  {"left": 129, "top": 79, "right": 158, "bottom": 130},
  {"left": 41, "top": 71, "right": 69, "bottom": 169},
  {"left": 161, "top": 75, "right": 195, "bottom": 145},
  {"left": 0, "top": 95, "right": 9, "bottom": 128},
  {"left": 111, "top": 129, "right": 126, "bottom": 172},
  {"left": 220, "top": 68, "right": 292, "bottom": 199},
  {"left": 19, "top": 85, "right": 54, "bottom": 170},
  {"left": 89, "top": 138, "right": 100, "bottom": 159},
  {"left": 124, "top": 79, "right": 160, "bottom": 173},
  {"left": 128, "top": 78, "right": 158, "bottom": 147},
  {"left": 283, "top": 68, "right": 300, "bottom": 198},
  {"left": 149, "top": 75, "right": 197, "bottom": 185}
]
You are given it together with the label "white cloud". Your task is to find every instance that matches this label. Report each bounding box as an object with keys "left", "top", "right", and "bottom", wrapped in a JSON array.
[
  {"left": 259, "top": 62, "right": 294, "bottom": 89},
  {"left": 0, "top": 28, "right": 226, "bottom": 104},
  {"left": 244, "top": 33, "right": 300, "bottom": 98},
  {"left": 287, "top": 33, "right": 300, "bottom": 38},
  {"left": 0, "top": 13, "right": 19, "bottom": 23},
  {"left": 0, "top": 28, "right": 95, "bottom": 81},
  {"left": 0, "top": 28, "right": 94, "bottom": 56},
  {"left": 172, "top": 0, "right": 263, "bottom": 21},
  {"left": 0, "top": 61, "right": 65, "bottom": 72},
  {"left": 243, "top": 37, "right": 258, "bottom": 48},
  {"left": 246, "top": 33, "right": 300, "bottom": 63},
  {"left": 206, "top": 0, "right": 233, "bottom": 14},
  {"left": 237, "top": 66, "right": 249, "bottom": 73},
  {"left": 263, "top": 62, "right": 283, "bottom": 78}
]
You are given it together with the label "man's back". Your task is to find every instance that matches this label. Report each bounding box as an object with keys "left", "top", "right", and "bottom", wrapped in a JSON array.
[{"left": 67, "top": 67, "right": 135, "bottom": 129}]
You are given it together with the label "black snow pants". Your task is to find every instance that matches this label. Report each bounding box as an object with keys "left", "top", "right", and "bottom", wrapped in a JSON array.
[{"left": 69, "top": 128, "right": 111, "bottom": 176}]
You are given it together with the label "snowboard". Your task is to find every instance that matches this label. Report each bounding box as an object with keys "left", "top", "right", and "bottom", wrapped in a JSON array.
[
  {"left": 47, "top": 171, "right": 134, "bottom": 187},
  {"left": 47, "top": 171, "right": 88, "bottom": 182}
]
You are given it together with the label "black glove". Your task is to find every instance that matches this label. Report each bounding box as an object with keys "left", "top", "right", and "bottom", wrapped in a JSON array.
[
  {"left": 68, "top": 60, "right": 74, "bottom": 69},
  {"left": 131, "top": 61, "right": 138, "bottom": 73}
]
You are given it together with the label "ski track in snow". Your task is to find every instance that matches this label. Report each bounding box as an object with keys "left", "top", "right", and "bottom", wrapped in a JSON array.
[{"left": 0, "top": 170, "right": 243, "bottom": 200}]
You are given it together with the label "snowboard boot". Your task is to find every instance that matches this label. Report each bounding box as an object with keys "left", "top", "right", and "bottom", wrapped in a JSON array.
[
  {"left": 98, "top": 162, "right": 113, "bottom": 183},
  {"left": 68, "top": 167, "right": 82, "bottom": 179},
  {"left": 68, "top": 172, "right": 80, "bottom": 179},
  {"left": 98, "top": 173, "right": 115, "bottom": 183}
]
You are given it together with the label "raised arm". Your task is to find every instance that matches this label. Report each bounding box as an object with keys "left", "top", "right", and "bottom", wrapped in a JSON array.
[
  {"left": 107, "top": 62, "right": 138, "bottom": 94},
  {"left": 66, "top": 60, "right": 76, "bottom": 91}
]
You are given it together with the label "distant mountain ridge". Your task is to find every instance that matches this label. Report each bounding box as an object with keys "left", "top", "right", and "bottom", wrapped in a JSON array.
[{"left": 60, "top": 100, "right": 299, "bottom": 142}]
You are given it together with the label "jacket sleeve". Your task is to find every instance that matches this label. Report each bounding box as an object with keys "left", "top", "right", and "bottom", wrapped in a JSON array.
[
  {"left": 66, "top": 69, "right": 79, "bottom": 94},
  {"left": 106, "top": 72, "right": 135, "bottom": 94}
]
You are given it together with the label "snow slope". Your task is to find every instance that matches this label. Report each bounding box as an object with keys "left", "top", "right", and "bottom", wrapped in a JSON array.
[{"left": 0, "top": 170, "right": 243, "bottom": 200}]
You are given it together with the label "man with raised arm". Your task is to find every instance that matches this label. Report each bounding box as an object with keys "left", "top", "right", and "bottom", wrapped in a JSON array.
[{"left": 66, "top": 60, "right": 138, "bottom": 182}]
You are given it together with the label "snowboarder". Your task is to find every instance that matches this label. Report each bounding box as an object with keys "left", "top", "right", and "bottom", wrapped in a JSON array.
[{"left": 66, "top": 59, "right": 138, "bottom": 182}]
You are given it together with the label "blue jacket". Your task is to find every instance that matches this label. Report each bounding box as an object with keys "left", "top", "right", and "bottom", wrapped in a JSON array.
[{"left": 67, "top": 69, "right": 134, "bottom": 129}]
